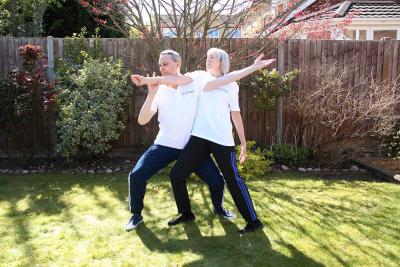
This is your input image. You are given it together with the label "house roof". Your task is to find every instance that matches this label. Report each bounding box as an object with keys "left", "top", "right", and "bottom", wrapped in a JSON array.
[
  {"left": 346, "top": 1, "right": 400, "bottom": 18},
  {"left": 293, "top": 0, "right": 400, "bottom": 22}
]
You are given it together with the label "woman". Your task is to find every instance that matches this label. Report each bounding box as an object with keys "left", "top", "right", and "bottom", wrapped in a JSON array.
[
  {"left": 133, "top": 49, "right": 275, "bottom": 233},
  {"left": 170, "top": 48, "right": 270, "bottom": 233}
]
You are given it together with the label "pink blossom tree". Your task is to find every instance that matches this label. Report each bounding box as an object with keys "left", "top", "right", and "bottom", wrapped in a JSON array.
[{"left": 80, "top": 0, "right": 353, "bottom": 71}]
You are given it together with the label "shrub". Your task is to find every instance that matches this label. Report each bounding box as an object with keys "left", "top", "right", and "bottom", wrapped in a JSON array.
[
  {"left": 0, "top": 45, "right": 55, "bottom": 160},
  {"left": 380, "top": 122, "right": 400, "bottom": 158},
  {"left": 55, "top": 28, "right": 130, "bottom": 158},
  {"left": 250, "top": 68, "right": 299, "bottom": 110},
  {"left": 271, "top": 144, "right": 310, "bottom": 167},
  {"left": 55, "top": 27, "right": 102, "bottom": 81},
  {"left": 286, "top": 61, "right": 400, "bottom": 167},
  {"left": 236, "top": 141, "right": 274, "bottom": 180},
  {"left": 160, "top": 141, "right": 274, "bottom": 181},
  {"left": 161, "top": 161, "right": 207, "bottom": 182},
  {"left": 55, "top": 56, "right": 130, "bottom": 158}
]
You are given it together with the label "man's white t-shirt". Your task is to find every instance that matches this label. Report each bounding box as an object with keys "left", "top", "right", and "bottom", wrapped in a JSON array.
[
  {"left": 191, "top": 71, "right": 241, "bottom": 146},
  {"left": 150, "top": 71, "right": 204, "bottom": 149}
]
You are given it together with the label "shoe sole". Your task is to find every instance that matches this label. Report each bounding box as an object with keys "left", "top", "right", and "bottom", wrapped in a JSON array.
[
  {"left": 213, "top": 210, "right": 236, "bottom": 220},
  {"left": 239, "top": 224, "right": 264, "bottom": 234},
  {"left": 167, "top": 217, "right": 195, "bottom": 226},
  {"left": 125, "top": 218, "right": 143, "bottom": 231},
  {"left": 220, "top": 214, "right": 236, "bottom": 220}
]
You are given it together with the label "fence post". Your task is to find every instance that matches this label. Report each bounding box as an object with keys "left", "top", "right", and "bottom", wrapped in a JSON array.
[
  {"left": 276, "top": 43, "right": 284, "bottom": 145},
  {"left": 46, "top": 36, "right": 57, "bottom": 157},
  {"left": 47, "top": 36, "right": 55, "bottom": 81}
]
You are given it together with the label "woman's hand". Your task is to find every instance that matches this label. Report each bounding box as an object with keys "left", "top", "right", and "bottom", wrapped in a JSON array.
[
  {"left": 130, "top": 74, "right": 159, "bottom": 86},
  {"left": 252, "top": 54, "right": 276, "bottom": 71},
  {"left": 239, "top": 143, "right": 247, "bottom": 164},
  {"left": 147, "top": 73, "right": 158, "bottom": 94},
  {"left": 130, "top": 74, "right": 145, "bottom": 86}
]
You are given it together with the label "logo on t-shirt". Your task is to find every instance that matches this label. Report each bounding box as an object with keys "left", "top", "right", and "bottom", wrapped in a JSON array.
[
  {"left": 181, "top": 90, "right": 195, "bottom": 96},
  {"left": 215, "top": 88, "right": 228, "bottom": 93}
]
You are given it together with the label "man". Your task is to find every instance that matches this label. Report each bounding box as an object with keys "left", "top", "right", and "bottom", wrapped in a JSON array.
[{"left": 125, "top": 50, "right": 234, "bottom": 231}]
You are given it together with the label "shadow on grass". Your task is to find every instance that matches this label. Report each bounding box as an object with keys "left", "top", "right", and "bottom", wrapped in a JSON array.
[
  {"left": 252, "top": 182, "right": 400, "bottom": 266},
  {"left": 1, "top": 173, "right": 399, "bottom": 266},
  {"left": 136, "top": 218, "right": 324, "bottom": 267},
  {"left": 0, "top": 174, "right": 131, "bottom": 263},
  {"left": 0, "top": 174, "right": 129, "bottom": 215},
  {"left": 7, "top": 202, "right": 39, "bottom": 265}
]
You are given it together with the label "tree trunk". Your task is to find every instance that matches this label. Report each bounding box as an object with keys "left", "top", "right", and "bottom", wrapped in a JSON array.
[
  {"left": 33, "top": 3, "right": 47, "bottom": 36},
  {"left": 9, "top": 0, "right": 18, "bottom": 36}
]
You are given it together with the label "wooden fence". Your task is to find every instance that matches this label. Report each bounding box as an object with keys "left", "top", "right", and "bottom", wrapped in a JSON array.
[
  {"left": 281, "top": 39, "right": 400, "bottom": 146},
  {"left": 0, "top": 38, "right": 399, "bottom": 156}
]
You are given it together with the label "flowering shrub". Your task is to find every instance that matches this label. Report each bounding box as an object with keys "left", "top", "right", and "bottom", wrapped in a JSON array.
[
  {"left": 159, "top": 141, "right": 274, "bottom": 181},
  {"left": 0, "top": 45, "right": 55, "bottom": 159},
  {"left": 236, "top": 141, "right": 274, "bottom": 180}
]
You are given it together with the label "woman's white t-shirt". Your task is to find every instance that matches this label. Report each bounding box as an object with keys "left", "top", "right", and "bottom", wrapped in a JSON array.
[
  {"left": 191, "top": 71, "right": 240, "bottom": 146},
  {"left": 149, "top": 72, "right": 204, "bottom": 149}
]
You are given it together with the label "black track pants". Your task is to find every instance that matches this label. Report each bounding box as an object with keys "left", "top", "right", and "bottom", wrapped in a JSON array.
[{"left": 170, "top": 136, "right": 258, "bottom": 223}]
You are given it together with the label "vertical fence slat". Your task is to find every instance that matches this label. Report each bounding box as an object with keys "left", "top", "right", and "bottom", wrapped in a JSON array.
[
  {"left": 276, "top": 43, "right": 284, "bottom": 145},
  {"left": 391, "top": 41, "right": 399, "bottom": 83}
]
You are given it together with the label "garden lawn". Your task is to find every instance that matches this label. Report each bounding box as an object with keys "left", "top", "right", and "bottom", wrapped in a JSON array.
[{"left": 0, "top": 173, "right": 399, "bottom": 266}]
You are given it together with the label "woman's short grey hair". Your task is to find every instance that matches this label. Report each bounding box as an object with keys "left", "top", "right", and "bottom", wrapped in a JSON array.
[
  {"left": 207, "top": 47, "right": 230, "bottom": 75},
  {"left": 160, "top": 50, "right": 181, "bottom": 62}
]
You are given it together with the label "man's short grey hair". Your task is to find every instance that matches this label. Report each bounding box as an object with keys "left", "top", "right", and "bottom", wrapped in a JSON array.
[
  {"left": 160, "top": 50, "right": 181, "bottom": 62},
  {"left": 207, "top": 48, "right": 230, "bottom": 75}
]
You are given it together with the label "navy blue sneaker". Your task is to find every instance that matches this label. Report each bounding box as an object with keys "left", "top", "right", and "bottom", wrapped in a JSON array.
[
  {"left": 239, "top": 219, "right": 263, "bottom": 234},
  {"left": 213, "top": 207, "right": 236, "bottom": 220},
  {"left": 125, "top": 214, "right": 143, "bottom": 231}
]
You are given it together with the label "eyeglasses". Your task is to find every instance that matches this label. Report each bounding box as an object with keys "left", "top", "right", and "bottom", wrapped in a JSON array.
[{"left": 160, "top": 51, "right": 179, "bottom": 57}]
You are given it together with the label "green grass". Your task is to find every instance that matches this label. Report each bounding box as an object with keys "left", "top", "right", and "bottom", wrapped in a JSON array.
[{"left": 0, "top": 173, "right": 399, "bottom": 267}]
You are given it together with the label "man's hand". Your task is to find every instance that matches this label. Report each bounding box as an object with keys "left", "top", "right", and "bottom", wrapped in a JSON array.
[
  {"left": 239, "top": 144, "right": 247, "bottom": 164},
  {"left": 253, "top": 54, "right": 276, "bottom": 71}
]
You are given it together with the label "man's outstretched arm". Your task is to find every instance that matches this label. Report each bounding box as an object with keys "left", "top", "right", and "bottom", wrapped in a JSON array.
[{"left": 134, "top": 74, "right": 159, "bottom": 125}]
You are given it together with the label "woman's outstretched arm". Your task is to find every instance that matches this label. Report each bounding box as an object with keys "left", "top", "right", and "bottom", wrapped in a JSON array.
[
  {"left": 131, "top": 74, "right": 192, "bottom": 88},
  {"left": 131, "top": 54, "right": 275, "bottom": 91},
  {"left": 204, "top": 55, "right": 276, "bottom": 91}
]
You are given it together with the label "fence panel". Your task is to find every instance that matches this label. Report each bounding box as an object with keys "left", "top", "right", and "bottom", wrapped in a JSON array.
[{"left": 1, "top": 38, "right": 399, "bottom": 156}]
